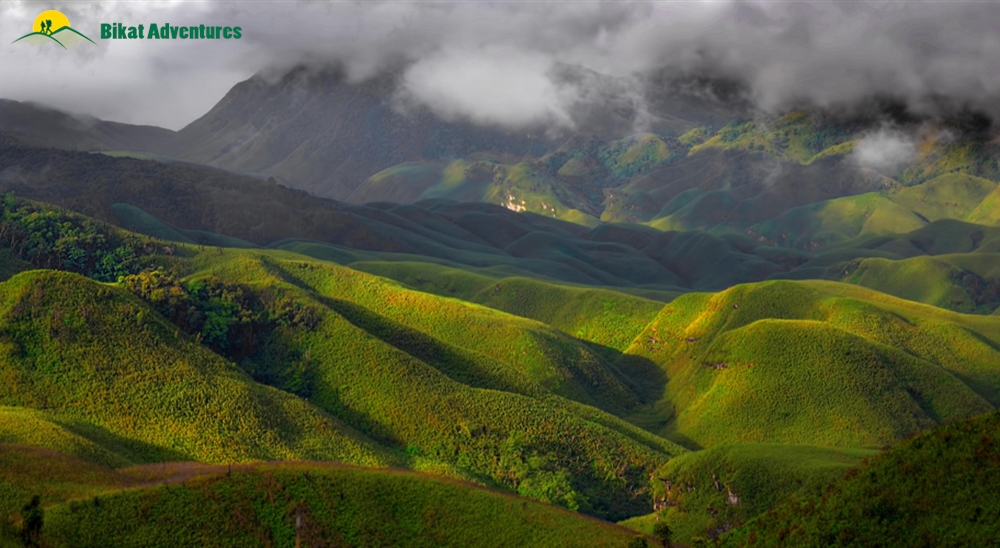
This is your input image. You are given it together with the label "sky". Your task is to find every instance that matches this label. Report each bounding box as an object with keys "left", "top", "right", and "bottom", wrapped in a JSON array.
[{"left": 2, "top": 1, "right": 1000, "bottom": 131}]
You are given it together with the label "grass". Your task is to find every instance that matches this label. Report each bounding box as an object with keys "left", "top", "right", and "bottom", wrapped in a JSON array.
[
  {"left": 0, "top": 447, "right": 650, "bottom": 548},
  {"left": 0, "top": 269, "right": 393, "bottom": 467},
  {"left": 178, "top": 250, "right": 684, "bottom": 518},
  {"left": 720, "top": 410, "right": 1000, "bottom": 547},
  {"left": 619, "top": 443, "right": 876, "bottom": 544},
  {"left": 621, "top": 280, "right": 1000, "bottom": 449}
]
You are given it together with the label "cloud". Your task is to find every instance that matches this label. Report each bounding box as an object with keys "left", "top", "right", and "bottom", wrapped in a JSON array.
[
  {"left": 2, "top": 1, "right": 1000, "bottom": 131},
  {"left": 397, "top": 47, "right": 579, "bottom": 131},
  {"left": 852, "top": 128, "right": 917, "bottom": 174}
]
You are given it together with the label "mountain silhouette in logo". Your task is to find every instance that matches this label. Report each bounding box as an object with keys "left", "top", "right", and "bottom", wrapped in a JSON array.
[{"left": 12, "top": 26, "right": 95, "bottom": 49}]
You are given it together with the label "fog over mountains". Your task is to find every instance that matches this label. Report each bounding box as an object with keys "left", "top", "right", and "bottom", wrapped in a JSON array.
[{"left": 4, "top": 1, "right": 1000, "bottom": 129}]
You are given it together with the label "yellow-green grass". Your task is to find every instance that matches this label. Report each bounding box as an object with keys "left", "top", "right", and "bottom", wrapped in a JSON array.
[
  {"left": 686, "top": 113, "right": 852, "bottom": 165},
  {"left": 0, "top": 270, "right": 393, "bottom": 467},
  {"left": 967, "top": 181, "right": 1000, "bottom": 224},
  {"left": 899, "top": 141, "right": 1000, "bottom": 186},
  {"left": 621, "top": 280, "right": 1000, "bottom": 449},
  {"left": 347, "top": 261, "right": 677, "bottom": 350},
  {"left": 619, "top": 443, "right": 876, "bottom": 544},
  {"left": 720, "top": 410, "right": 1000, "bottom": 547},
  {"left": 598, "top": 134, "right": 679, "bottom": 180},
  {"left": 0, "top": 407, "right": 133, "bottom": 468},
  {"left": 419, "top": 160, "right": 601, "bottom": 226},
  {"left": 0, "top": 450, "right": 651, "bottom": 548},
  {"left": 747, "top": 171, "right": 1000, "bottom": 251},
  {"left": 835, "top": 253, "right": 1000, "bottom": 314},
  {"left": 891, "top": 172, "right": 997, "bottom": 221},
  {"left": 178, "top": 250, "right": 685, "bottom": 518},
  {"left": 746, "top": 193, "right": 926, "bottom": 249}
]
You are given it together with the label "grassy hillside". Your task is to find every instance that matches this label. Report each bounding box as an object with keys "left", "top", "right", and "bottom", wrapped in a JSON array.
[
  {"left": 164, "top": 249, "right": 685, "bottom": 518},
  {"left": 620, "top": 444, "right": 876, "bottom": 544},
  {"left": 0, "top": 447, "right": 649, "bottom": 548},
  {"left": 747, "top": 173, "right": 1000, "bottom": 249},
  {"left": 720, "top": 410, "right": 1000, "bottom": 547},
  {"left": 0, "top": 270, "right": 393, "bottom": 467},
  {"left": 620, "top": 280, "right": 999, "bottom": 448}
]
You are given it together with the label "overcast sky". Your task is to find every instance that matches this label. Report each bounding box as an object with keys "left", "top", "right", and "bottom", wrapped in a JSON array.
[{"left": 2, "top": 1, "right": 1000, "bottom": 131}]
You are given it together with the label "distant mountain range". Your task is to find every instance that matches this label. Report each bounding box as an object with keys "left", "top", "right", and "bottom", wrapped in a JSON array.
[{"left": 4, "top": 64, "right": 998, "bottom": 251}]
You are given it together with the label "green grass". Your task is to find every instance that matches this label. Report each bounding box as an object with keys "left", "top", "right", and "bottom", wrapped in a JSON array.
[
  {"left": 176, "top": 250, "right": 684, "bottom": 518},
  {"left": 346, "top": 261, "right": 677, "bottom": 350},
  {"left": 892, "top": 173, "right": 997, "bottom": 221},
  {"left": 619, "top": 444, "right": 876, "bottom": 544},
  {"left": 746, "top": 193, "right": 926, "bottom": 249},
  {"left": 0, "top": 270, "right": 393, "bottom": 467},
  {"left": 0, "top": 407, "right": 134, "bottom": 468},
  {"left": 834, "top": 253, "right": 1000, "bottom": 314},
  {"left": 0, "top": 447, "right": 649, "bottom": 548},
  {"left": 720, "top": 410, "right": 1000, "bottom": 547},
  {"left": 621, "top": 280, "right": 1000, "bottom": 449}
]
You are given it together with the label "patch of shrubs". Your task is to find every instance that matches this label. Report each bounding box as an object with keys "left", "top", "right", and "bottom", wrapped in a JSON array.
[
  {"left": 0, "top": 192, "right": 144, "bottom": 281},
  {"left": 121, "top": 269, "right": 320, "bottom": 361}
]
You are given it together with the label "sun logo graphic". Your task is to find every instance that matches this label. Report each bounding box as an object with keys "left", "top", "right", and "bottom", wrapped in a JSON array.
[{"left": 12, "top": 10, "right": 95, "bottom": 49}]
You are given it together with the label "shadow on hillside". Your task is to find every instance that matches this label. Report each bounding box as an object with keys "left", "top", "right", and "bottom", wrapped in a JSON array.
[
  {"left": 314, "top": 294, "right": 545, "bottom": 397},
  {"left": 314, "top": 293, "right": 676, "bottom": 439},
  {"left": 51, "top": 417, "right": 191, "bottom": 464}
]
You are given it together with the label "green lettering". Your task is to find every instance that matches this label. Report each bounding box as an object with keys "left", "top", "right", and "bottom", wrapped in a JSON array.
[
  {"left": 233, "top": 27, "right": 241, "bottom": 39},
  {"left": 170, "top": 25, "right": 179, "bottom": 39},
  {"left": 189, "top": 26, "right": 198, "bottom": 39},
  {"left": 179, "top": 27, "right": 188, "bottom": 39},
  {"left": 147, "top": 23, "right": 159, "bottom": 39},
  {"left": 127, "top": 26, "right": 137, "bottom": 39},
  {"left": 138, "top": 24, "right": 144, "bottom": 39},
  {"left": 199, "top": 24, "right": 204, "bottom": 38},
  {"left": 101, "top": 23, "right": 110, "bottom": 39},
  {"left": 223, "top": 26, "right": 232, "bottom": 39}
]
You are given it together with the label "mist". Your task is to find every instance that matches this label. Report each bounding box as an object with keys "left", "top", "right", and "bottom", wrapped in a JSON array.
[{"left": 2, "top": 1, "right": 1000, "bottom": 131}]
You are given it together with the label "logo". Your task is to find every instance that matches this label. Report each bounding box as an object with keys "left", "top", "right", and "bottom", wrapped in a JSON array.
[{"left": 12, "top": 10, "right": 96, "bottom": 49}]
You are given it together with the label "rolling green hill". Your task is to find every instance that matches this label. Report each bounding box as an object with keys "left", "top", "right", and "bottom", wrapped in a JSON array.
[
  {"left": 620, "top": 280, "right": 1000, "bottom": 448},
  {"left": 0, "top": 270, "right": 393, "bottom": 467},
  {"left": 0, "top": 447, "right": 650, "bottom": 548},
  {"left": 619, "top": 444, "right": 876, "bottom": 544},
  {"left": 0, "top": 236, "right": 688, "bottom": 520},
  {"left": 720, "top": 410, "right": 1000, "bottom": 547},
  {"left": 4, "top": 133, "right": 1000, "bottom": 545}
]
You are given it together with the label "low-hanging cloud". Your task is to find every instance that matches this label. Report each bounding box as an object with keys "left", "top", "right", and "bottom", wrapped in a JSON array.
[
  {"left": 2, "top": 1, "right": 1000, "bottom": 131},
  {"left": 851, "top": 129, "right": 917, "bottom": 174}
]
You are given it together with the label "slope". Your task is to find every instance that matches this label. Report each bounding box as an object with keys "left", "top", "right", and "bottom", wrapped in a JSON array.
[
  {"left": 152, "top": 249, "right": 685, "bottom": 519},
  {"left": 720, "top": 410, "right": 1000, "bottom": 547},
  {"left": 621, "top": 280, "right": 1000, "bottom": 448},
  {"left": 0, "top": 447, "right": 650, "bottom": 548},
  {"left": 620, "top": 444, "right": 876, "bottom": 544},
  {"left": 0, "top": 270, "right": 393, "bottom": 466}
]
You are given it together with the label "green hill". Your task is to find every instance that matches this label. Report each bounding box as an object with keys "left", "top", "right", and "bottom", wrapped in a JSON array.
[
  {"left": 720, "top": 410, "right": 1000, "bottom": 547},
  {"left": 619, "top": 444, "right": 876, "bottom": 544},
  {"left": 0, "top": 241, "right": 687, "bottom": 520},
  {"left": 0, "top": 447, "right": 649, "bottom": 548},
  {"left": 620, "top": 280, "right": 999, "bottom": 448},
  {"left": 0, "top": 270, "right": 392, "bottom": 467},
  {"left": 746, "top": 173, "right": 1000, "bottom": 249}
]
